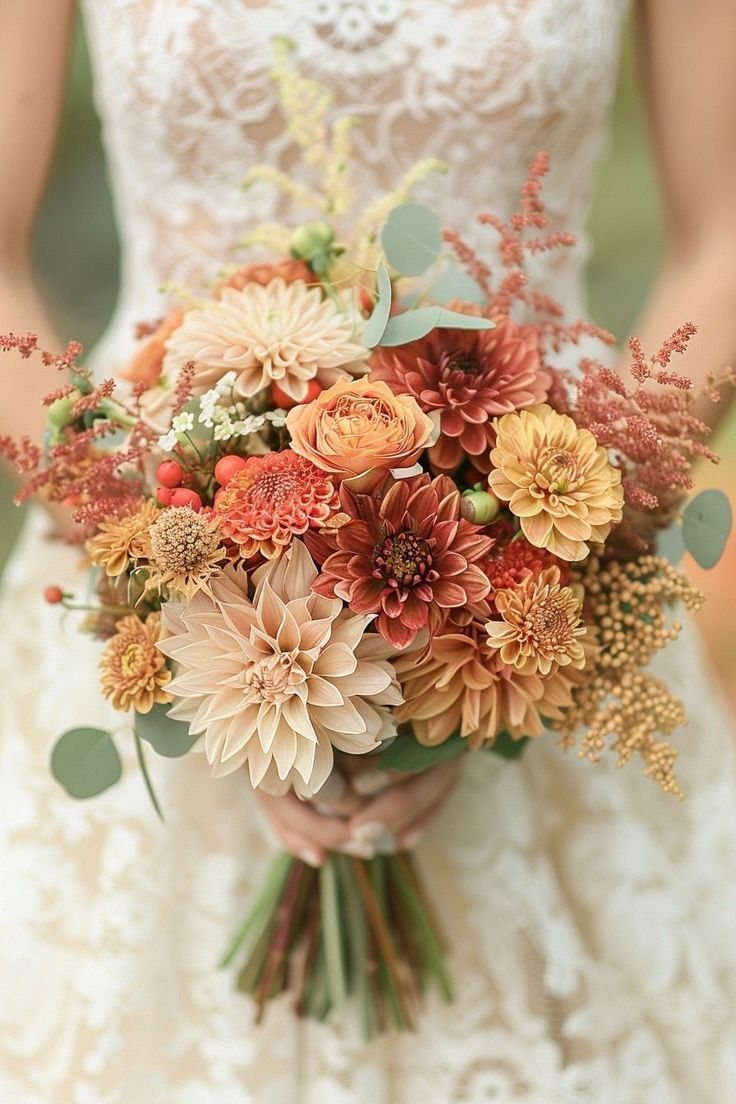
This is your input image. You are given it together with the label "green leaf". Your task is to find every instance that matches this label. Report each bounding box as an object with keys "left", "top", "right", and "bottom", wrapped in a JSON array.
[
  {"left": 51, "top": 727, "right": 122, "bottom": 799},
  {"left": 362, "top": 264, "right": 392, "bottom": 347},
  {"left": 682, "top": 488, "right": 733, "bottom": 569},
  {"left": 378, "top": 729, "right": 467, "bottom": 773},
  {"left": 134, "top": 729, "right": 164, "bottom": 821},
  {"left": 432, "top": 265, "right": 485, "bottom": 306},
  {"left": 487, "top": 731, "right": 530, "bottom": 760},
  {"left": 381, "top": 203, "right": 443, "bottom": 276},
  {"left": 134, "top": 703, "right": 199, "bottom": 758},
  {"left": 657, "top": 523, "right": 686, "bottom": 566},
  {"left": 378, "top": 306, "right": 496, "bottom": 348}
]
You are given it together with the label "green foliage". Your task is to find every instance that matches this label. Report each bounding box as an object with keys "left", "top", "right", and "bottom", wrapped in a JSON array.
[
  {"left": 487, "top": 731, "right": 530, "bottom": 760},
  {"left": 432, "top": 264, "right": 485, "bottom": 306},
  {"left": 50, "top": 726, "right": 122, "bottom": 799},
  {"left": 381, "top": 202, "right": 443, "bottom": 276},
  {"left": 363, "top": 264, "right": 392, "bottom": 347},
  {"left": 682, "top": 489, "right": 733, "bottom": 569},
  {"left": 378, "top": 730, "right": 466, "bottom": 773},
  {"left": 657, "top": 523, "right": 686, "bottom": 566},
  {"left": 135, "top": 703, "right": 199, "bottom": 758},
  {"left": 378, "top": 306, "right": 495, "bottom": 347}
]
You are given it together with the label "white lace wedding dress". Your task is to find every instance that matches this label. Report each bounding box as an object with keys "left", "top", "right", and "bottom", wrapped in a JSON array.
[{"left": 2, "top": 2, "right": 736, "bottom": 1102}]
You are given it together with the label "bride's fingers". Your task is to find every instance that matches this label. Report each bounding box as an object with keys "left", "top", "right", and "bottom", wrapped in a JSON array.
[
  {"left": 347, "top": 761, "right": 459, "bottom": 846},
  {"left": 312, "top": 771, "right": 366, "bottom": 817},
  {"left": 256, "top": 791, "right": 352, "bottom": 856}
]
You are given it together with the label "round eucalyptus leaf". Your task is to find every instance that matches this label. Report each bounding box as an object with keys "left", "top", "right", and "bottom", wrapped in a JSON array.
[
  {"left": 51, "top": 727, "right": 122, "bottom": 799},
  {"left": 432, "top": 265, "right": 486, "bottom": 306},
  {"left": 381, "top": 203, "right": 443, "bottom": 276},
  {"left": 135, "top": 703, "right": 199, "bottom": 758},
  {"left": 362, "top": 264, "right": 392, "bottom": 347},
  {"left": 656, "top": 523, "right": 686, "bottom": 567},
  {"left": 379, "top": 305, "right": 495, "bottom": 347},
  {"left": 682, "top": 489, "right": 733, "bottom": 569}
]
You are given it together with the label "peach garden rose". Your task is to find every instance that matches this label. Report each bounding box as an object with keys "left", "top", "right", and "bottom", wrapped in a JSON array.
[{"left": 286, "top": 377, "right": 436, "bottom": 492}]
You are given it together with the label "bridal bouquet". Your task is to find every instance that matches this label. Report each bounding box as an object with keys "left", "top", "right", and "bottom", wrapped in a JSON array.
[{"left": 2, "top": 43, "right": 732, "bottom": 1034}]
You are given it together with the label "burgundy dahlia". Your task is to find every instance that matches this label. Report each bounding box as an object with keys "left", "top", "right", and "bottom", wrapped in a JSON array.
[
  {"left": 311, "top": 475, "right": 493, "bottom": 649},
  {"left": 370, "top": 317, "right": 550, "bottom": 474}
]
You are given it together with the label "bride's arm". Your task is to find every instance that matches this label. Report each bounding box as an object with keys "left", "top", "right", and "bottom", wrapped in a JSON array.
[
  {"left": 633, "top": 0, "right": 736, "bottom": 431},
  {"left": 0, "top": 0, "right": 75, "bottom": 443}
]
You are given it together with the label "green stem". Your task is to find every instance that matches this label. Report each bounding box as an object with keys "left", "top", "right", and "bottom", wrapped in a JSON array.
[
  {"left": 133, "top": 729, "right": 164, "bottom": 822},
  {"left": 219, "top": 851, "right": 293, "bottom": 969}
]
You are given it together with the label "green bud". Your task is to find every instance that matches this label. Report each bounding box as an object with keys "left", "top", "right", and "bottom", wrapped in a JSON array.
[
  {"left": 290, "top": 220, "right": 335, "bottom": 262},
  {"left": 461, "top": 489, "right": 502, "bottom": 525},
  {"left": 47, "top": 395, "right": 78, "bottom": 432}
]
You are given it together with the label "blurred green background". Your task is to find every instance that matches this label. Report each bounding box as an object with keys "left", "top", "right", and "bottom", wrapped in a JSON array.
[{"left": 5, "top": 17, "right": 736, "bottom": 693}]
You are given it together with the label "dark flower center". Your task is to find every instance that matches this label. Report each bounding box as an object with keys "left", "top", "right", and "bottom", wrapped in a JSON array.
[
  {"left": 447, "top": 352, "right": 481, "bottom": 377},
  {"left": 373, "top": 531, "right": 433, "bottom": 589}
]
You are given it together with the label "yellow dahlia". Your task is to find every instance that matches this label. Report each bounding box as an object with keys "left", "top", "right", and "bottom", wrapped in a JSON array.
[
  {"left": 488, "top": 404, "right": 624, "bottom": 561},
  {"left": 163, "top": 277, "right": 367, "bottom": 402},
  {"left": 87, "top": 500, "right": 159, "bottom": 577},
  {"left": 100, "top": 613, "right": 172, "bottom": 713},
  {"left": 158, "top": 540, "right": 402, "bottom": 797},
  {"left": 145, "top": 506, "right": 226, "bottom": 598},
  {"left": 485, "top": 566, "right": 586, "bottom": 676}
]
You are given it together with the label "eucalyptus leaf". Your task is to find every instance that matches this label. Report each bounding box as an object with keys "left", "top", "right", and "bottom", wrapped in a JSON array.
[
  {"left": 51, "top": 727, "right": 122, "bottom": 799},
  {"left": 682, "top": 488, "right": 733, "bottom": 569},
  {"left": 487, "top": 731, "right": 530, "bottom": 760},
  {"left": 378, "top": 306, "right": 496, "bottom": 348},
  {"left": 381, "top": 203, "right": 443, "bottom": 276},
  {"left": 657, "top": 523, "right": 686, "bottom": 567},
  {"left": 432, "top": 265, "right": 486, "bottom": 306},
  {"left": 135, "top": 703, "right": 199, "bottom": 758},
  {"left": 362, "top": 264, "right": 392, "bottom": 348},
  {"left": 378, "top": 729, "right": 466, "bottom": 773}
]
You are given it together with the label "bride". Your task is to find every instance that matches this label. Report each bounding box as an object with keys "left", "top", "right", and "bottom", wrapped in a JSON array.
[{"left": 2, "top": 2, "right": 736, "bottom": 1101}]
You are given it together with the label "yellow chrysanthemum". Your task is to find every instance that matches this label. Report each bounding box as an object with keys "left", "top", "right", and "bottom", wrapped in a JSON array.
[
  {"left": 488, "top": 404, "right": 624, "bottom": 561},
  {"left": 87, "top": 500, "right": 159, "bottom": 577},
  {"left": 485, "top": 566, "right": 587, "bottom": 676},
  {"left": 99, "top": 613, "right": 172, "bottom": 713}
]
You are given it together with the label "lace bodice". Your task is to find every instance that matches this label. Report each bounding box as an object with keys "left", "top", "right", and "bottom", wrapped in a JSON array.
[{"left": 80, "top": 0, "right": 630, "bottom": 368}]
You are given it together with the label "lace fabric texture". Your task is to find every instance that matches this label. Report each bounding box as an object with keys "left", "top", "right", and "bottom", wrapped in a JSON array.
[{"left": 2, "top": 2, "right": 736, "bottom": 1101}]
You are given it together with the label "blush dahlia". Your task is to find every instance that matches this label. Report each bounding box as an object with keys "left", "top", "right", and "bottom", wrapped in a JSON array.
[{"left": 312, "top": 474, "right": 493, "bottom": 649}]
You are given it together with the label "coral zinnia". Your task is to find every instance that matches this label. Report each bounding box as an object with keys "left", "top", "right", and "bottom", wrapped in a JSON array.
[
  {"left": 370, "top": 318, "right": 549, "bottom": 474},
  {"left": 312, "top": 475, "right": 493, "bottom": 649},
  {"left": 485, "top": 566, "right": 586, "bottom": 676},
  {"left": 286, "top": 376, "right": 436, "bottom": 492},
  {"left": 395, "top": 617, "right": 583, "bottom": 747},
  {"left": 158, "top": 540, "right": 401, "bottom": 797},
  {"left": 87, "top": 500, "right": 160, "bottom": 577},
  {"left": 146, "top": 506, "right": 225, "bottom": 598},
  {"left": 489, "top": 404, "right": 624, "bottom": 561},
  {"left": 100, "top": 613, "right": 172, "bottom": 713},
  {"left": 484, "top": 533, "right": 569, "bottom": 595},
  {"left": 163, "top": 277, "right": 367, "bottom": 403},
  {"left": 214, "top": 450, "right": 338, "bottom": 560}
]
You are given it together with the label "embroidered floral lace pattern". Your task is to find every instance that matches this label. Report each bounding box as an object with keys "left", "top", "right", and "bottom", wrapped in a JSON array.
[{"left": 2, "top": 2, "right": 736, "bottom": 1101}]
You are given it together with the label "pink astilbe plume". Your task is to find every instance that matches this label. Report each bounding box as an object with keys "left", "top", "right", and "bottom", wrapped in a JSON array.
[{"left": 569, "top": 325, "right": 732, "bottom": 535}]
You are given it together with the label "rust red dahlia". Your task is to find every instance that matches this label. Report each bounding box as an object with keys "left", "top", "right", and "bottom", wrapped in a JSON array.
[
  {"left": 312, "top": 474, "right": 493, "bottom": 649},
  {"left": 370, "top": 317, "right": 549, "bottom": 474},
  {"left": 214, "top": 449, "right": 338, "bottom": 560}
]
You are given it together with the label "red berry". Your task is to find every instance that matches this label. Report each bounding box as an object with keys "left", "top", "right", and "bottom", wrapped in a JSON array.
[
  {"left": 44, "top": 585, "right": 64, "bottom": 605},
  {"left": 156, "top": 459, "right": 184, "bottom": 488},
  {"left": 170, "top": 488, "right": 202, "bottom": 511},
  {"left": 271, "top": 378, "right": 322, "bottom": 410},
  {"left": 214, "top": 454, "right": 247, "bottom": 485},
  {"left": 155, "top": 486, "right": 173, "bottom": 506}
]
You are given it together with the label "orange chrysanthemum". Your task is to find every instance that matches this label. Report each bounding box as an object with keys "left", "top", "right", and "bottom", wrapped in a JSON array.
[
  {"left": 99, "top": 613, "right": 172, "bottom": 713},
  {"left": 214, "top": 450, "right": 338, "bottom": 559},
  {"left": 489, "top": 404, "right": 624, "bottom": 561},
  {"left": 485, "top": 566, "right": 586, "bottom": 676},
  {"left": 87, "top": 500, "right": 159, "bottom": 577}
]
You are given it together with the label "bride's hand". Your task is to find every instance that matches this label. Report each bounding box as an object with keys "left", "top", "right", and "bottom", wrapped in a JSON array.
[
  {"left": 254, "top": 772, "right": 367, "bottom": 869},
  {"left": 346, "top": 758, "right": 461, "bottom": 853}
]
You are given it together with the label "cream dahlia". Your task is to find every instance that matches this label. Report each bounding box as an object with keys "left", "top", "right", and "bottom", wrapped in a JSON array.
[
  {"left": 158, "top": 540, "right": 401, "bottom": 796},
  {"left": 485, "top": 566, "right": 586, "bottom": 676},
  {"left": 163, "top": 277, "right": 367, "bottom": 402},
  {"left": 489, "top": 404, "right": 624, "bottom": 561}
]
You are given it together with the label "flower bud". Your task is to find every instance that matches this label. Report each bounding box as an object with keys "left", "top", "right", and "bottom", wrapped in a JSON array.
[
  {"left": 47, "top": 395, "right": 78, "bottom": 432},
  {"left": 290, "top": 220, "right": 335, "bottom": 262},
  {"left": 461, "top": 489, "right": 502, "bottom": 525}
]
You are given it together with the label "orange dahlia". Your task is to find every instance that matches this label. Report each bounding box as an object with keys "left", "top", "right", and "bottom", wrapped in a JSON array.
[
  {"left": 370, "top": 317, "right": 549, "bottom": 474},
  {"left": 312, "top": 475, "right": 492, "bottom": 649},
  {"left": 489, "top": 404, "right": 624, "bottom": 561},
  {"left": 214, "top": 450, "right": 338, "bottom": 560},
  {"left": 485, "top": 566, "right": 586, "bottom": 676},
  {"left": 87, "top": 500, "right": 159, "bottom": 577},
  {"left": 99, "top": 613, "right": 172, "bottom": 713}
]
